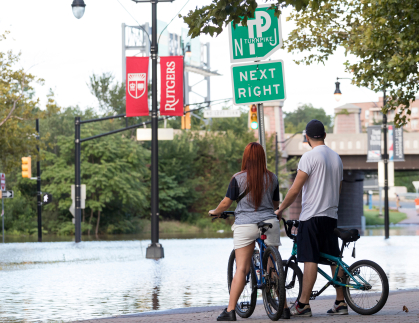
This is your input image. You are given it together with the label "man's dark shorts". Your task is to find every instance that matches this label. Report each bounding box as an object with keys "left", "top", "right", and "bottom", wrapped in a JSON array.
[{"left": 297, "top": 216, "right": 340, "bottom": 265}]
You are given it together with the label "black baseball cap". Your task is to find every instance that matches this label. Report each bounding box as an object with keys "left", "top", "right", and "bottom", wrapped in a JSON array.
[{"left": 306, "top": 119, "right": 325, "bottom": 139}]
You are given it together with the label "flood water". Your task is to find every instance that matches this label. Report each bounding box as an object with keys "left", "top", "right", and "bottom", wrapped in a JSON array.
[{"left": 1, "top": 228, "right": 418, "bottom": 322}]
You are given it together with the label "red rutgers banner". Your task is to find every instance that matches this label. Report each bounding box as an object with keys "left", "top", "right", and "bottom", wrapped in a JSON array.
[
  {"left": 160, "top": 56, "right": 184, "bottom": 116},
  {"left": 126, "top": 57, "right": 149, "bottom": 117}
]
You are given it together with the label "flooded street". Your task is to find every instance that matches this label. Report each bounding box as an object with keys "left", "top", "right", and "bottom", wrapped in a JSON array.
[{"left": 1, "top": 229, "right": 418, "bottom": 322}]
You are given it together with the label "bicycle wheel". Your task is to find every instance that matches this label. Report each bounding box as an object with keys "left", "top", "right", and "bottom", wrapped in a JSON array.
[
  {"left": 261, "top": 246, "right": 286, "bottom": 321},
  {"left": 227, "top": 249, "right": 257, "bottom": 318},
  {"left": 282, "top": 260, "right": 302, "bottom": 306},
  {"left": 343, "top": 260, "right": 389, "bottom": 315}
]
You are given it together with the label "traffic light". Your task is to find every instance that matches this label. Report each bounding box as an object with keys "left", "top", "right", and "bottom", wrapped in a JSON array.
[
  {"left": 249, "top": 105, "right": 258, "bottom": 130},
  {"left": 181, "top": 106, "right": 191, "bottom": 130},
  {"left": 22, "top": 156, "right": 32, "bottom": 178}
]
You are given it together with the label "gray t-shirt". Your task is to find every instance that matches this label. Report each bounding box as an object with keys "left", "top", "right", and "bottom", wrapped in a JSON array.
[
  {"left": 226, "top": 171, "right": 279, "bottom": 225},
  {"left": 297, "top": 145, "right": 343, "bottom": 221}
]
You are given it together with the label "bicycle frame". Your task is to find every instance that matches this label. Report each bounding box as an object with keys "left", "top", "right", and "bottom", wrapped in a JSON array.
[
  {"left": 252, "top": 238, "right": 280, "bottom": 289},
  {"left": 284, "top": 240, "right": 368, "bottom": 299}
]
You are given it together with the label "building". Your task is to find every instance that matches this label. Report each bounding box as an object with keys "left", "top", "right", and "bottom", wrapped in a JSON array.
[{"left": 352, "top": 97, "right": 419, "bottom": 132}]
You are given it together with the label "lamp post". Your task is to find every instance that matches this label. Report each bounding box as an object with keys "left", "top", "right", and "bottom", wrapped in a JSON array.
[
  {"left": 71, "top": 0, "right": 172, "bottom": 256},
  {"left": 333, "top": 78, "right": 390, "bottom": 239}
]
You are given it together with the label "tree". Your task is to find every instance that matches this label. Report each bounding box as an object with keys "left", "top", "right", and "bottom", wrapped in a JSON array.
[
  {"left": 284, "top": 104, "right": 332, "bottom": 133},
  {"left": 0, "top": 31, "right": 57, "bottom": 172},
  {"left": 285, "top": 0, "right": 419, "bottom": 126},
  {"left": 180, "top": 0, "right": 324, "bottom": 38}
]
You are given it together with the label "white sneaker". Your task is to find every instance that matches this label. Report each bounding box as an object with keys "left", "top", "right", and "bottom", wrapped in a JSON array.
[{"left": 327, "top": 301, "right": 348, "bottom": 315}]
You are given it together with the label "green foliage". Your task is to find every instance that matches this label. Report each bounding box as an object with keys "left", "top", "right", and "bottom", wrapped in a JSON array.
[
  {"left": 3, "top": 67, "right": 293, "bottom": 236},
  {"left": 284, "top": 103, "right": 332, "bottom": 133},
  {"left": 363, "top": 206, "right": 407, "bottom": 225},
  {"left": 395, "top": 171, "right": 419, "bottom": 193},
  {"left": 285, "top": 0, "right": 419, "bottom": 127},
  {"left": 0, "top": 32, "right": 59, "bottom": 173},
  {"left": 180, "top": 0, "right": 323, "bottom": 38}
]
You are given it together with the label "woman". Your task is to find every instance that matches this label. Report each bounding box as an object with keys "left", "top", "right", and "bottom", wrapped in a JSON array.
[{"left": 209, "top": 142, "right": 289, "bottom": 321}]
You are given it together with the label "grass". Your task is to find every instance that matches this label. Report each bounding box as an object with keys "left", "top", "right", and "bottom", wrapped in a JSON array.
[{"left": 363, "top": 206, "right": 407, "bottom": 225}]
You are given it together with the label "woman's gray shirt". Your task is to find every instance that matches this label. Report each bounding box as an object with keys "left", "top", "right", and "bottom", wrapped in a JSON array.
[{"left": 226, "top": 172, "right": 280, "bottom": 225}]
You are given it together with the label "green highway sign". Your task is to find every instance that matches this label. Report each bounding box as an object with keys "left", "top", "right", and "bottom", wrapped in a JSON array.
[
  {"left": 228, "top": 4, "right": 282, "bottom": 63},
  {"left": 231, "top": 60, "right": 286, "bottom": 105}
]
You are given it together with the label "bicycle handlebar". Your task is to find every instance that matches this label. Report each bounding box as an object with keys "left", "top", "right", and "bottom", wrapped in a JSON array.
[
  {"left": 282, "top": 218, "right": 299, "bottom": 240},
  {"left": 209, "top": 211, "right": 235, "bottom": 220}
]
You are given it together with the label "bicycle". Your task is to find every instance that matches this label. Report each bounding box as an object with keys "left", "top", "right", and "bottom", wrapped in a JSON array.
[
  {"left": 281, "top": 218, "right": 389, "bottom": 315},
  {"left": 211, "top": 211, "right": 286, "bottom": 321}
]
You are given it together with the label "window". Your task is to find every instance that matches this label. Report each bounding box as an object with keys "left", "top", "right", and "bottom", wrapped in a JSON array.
[
  {"left": 412, "top": 107, "right": 418, "bottom": 116},
  {"left": 412, "top": 119, "right": 418, "bottom": 129},
  {"left": 365, "top": 110, "right": 370, "bottom": 119}
]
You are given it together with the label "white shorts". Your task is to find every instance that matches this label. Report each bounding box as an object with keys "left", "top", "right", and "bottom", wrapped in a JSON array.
[{"left": 232, "top": 218, "right": 281, "bottom": 250}]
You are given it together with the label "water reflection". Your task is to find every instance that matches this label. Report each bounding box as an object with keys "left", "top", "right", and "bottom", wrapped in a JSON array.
[{"left": 0, "top": 231, "right": 418, "bottom": 322}]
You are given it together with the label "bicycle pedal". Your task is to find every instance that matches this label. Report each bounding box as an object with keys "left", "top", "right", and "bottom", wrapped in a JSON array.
[
  {"left": 310, "top": 291, "right": 319, "bottom": 300},
  {"left": 240, "top": 301, "right": 250, "bottom": 309}
]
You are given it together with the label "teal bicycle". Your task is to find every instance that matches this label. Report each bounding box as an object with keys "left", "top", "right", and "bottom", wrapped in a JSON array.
[{"left": 282, "top": 219, "right": 389, "bottom": 315}]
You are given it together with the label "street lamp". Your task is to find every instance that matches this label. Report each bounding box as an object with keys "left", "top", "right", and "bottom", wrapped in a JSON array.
[
  {"left": 334, "top": 81, "right": 342, "bottom": 102},
  {"left": 71, "top": 0, "right": 86, "bottom": 19},
  {"left": 334, "top": 77, "right": 352, "bottom": 102},
  {"left": 185, "top": 43, "right": 192, "bottom": 58}
]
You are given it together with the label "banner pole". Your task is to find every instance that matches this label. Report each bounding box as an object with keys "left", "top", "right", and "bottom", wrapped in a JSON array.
[{"left": 146, "top": 0, "right": 164, "bottom": 260}]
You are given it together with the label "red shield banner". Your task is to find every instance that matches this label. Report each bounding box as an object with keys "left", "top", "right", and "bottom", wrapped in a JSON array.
[
  {"left": 160, "top": 56, "right": 184, "bottom": 116},
  {"left": 126, "top": 57, "right": 149, "bottom": 117}
]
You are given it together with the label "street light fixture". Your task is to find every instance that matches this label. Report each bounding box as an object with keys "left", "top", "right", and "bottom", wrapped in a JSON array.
[
  {"left": 185, "top": 43, "right": 192, "bottom": 58},
  {"left": 334, "top": 81, "right": 342, "bottom": 102},
  {"left": 71, "top": 0, "right": 86, "bottom": 19}
]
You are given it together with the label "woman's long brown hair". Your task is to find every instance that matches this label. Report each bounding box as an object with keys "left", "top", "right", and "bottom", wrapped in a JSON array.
[{"left": 241, "top": 142, "right": 273, "bottom": 210}]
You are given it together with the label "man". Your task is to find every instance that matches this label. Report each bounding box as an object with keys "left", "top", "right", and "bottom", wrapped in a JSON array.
[{"left": 275, "top": 119, "right": 345, "bottom": 317}]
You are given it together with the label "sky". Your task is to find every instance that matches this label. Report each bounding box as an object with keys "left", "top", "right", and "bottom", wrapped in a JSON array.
[{"left": 0, "top": 0, "right": 381, "bottom": 117}]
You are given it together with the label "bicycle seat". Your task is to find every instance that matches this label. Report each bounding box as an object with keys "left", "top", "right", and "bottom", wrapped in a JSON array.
[
  {"left": 334, "top": 228, "right": 360, "bottom": 242},
  {"left": 257, "top": 221, "right": 273, "bottom": 229}
]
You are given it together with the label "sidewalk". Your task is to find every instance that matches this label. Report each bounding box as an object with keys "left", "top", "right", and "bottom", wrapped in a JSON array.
[
  {"left": 75, "top": 289, "right": 419, "bottom": 323},
  {"left": 399, "top": 208, "right": 419, "bottom": 224}
]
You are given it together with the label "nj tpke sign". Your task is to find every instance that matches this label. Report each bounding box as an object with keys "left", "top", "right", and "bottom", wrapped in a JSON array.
[{"left": 228, "top": 4, "right": 282, "bottom": 63}]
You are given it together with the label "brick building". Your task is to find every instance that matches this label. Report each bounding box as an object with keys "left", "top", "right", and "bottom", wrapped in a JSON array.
[{"left": 352, "top": 97, "right": 419, "bottom": 132}]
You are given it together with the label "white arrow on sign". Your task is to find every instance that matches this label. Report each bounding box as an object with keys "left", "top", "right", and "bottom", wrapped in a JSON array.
[{"left": 2, "top": 190, "right": 13, "bottom": 198}]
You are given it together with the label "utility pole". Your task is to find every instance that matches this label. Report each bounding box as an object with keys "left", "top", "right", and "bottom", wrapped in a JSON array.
[
  {"left": 383, "top": 88, "right": 390, "bottom": 239},
  {"left": 36, "top": 119, "right": 42, "bottom": 242}
]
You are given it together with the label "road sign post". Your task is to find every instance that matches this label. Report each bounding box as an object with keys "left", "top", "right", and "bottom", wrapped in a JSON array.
[
  {"left": 1, "top": 173, "right": 5, "bottom": 191},
  {"left": 228, "top": 4, "right": 285, "bottom": 158},
  {"left": 1, "top": 190, "right": 13, "bottom": 243},
  {"left": 231, "top": 60, "right": 286, "bottom": 105},
  {"left": 228, "top": 4, "right": 282, "bottom": 63}
]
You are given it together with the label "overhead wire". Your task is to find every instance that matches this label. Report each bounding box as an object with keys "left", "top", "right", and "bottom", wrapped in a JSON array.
[
  {"left": 157, "top": 0, "right": 191, "bottom": 45},
  {"left": 116, "top": 0, "right": 151, "bottom": 42}
]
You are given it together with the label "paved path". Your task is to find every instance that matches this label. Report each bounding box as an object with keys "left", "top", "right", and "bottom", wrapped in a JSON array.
[
  {"left": 399, "top": 208, "right": 419, "bottom": 224},
  {"left": 75, "top": 289, "right": 419, "bottom": 323}
]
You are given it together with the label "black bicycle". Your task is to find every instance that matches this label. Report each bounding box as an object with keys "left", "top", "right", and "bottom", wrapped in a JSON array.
[{"left": 211, "top": 211, "right": 286, "bottom": 321}]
